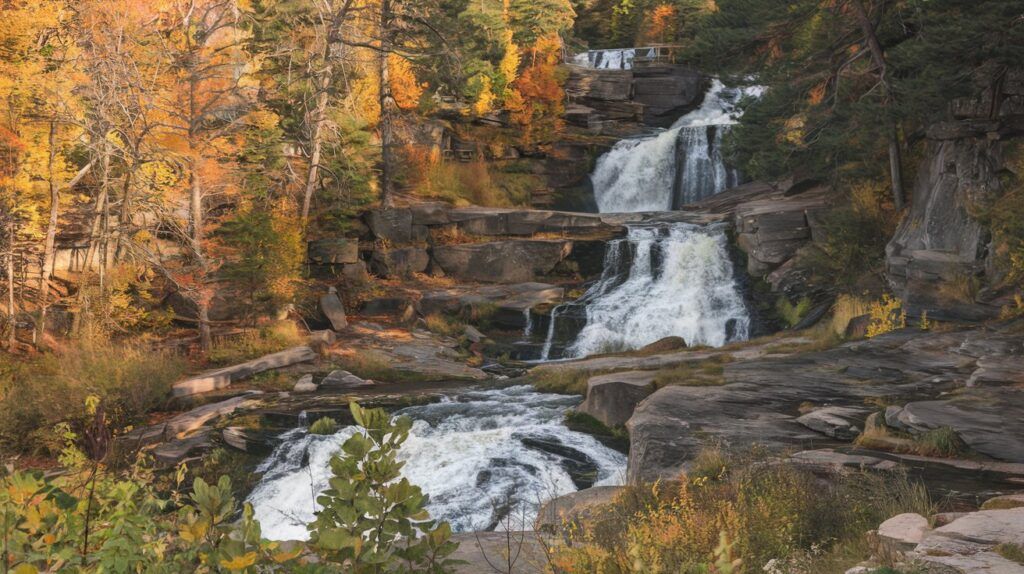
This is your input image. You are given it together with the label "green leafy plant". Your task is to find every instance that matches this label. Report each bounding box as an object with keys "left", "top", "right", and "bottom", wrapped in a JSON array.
[
  {"left": 308, "top": 402, "right": 459, "bottom": 573},
  {"left": 308, "top": 416, "right": 339, "bottom": 436}
]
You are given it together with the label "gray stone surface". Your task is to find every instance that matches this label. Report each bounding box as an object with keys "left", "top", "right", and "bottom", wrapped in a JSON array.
[
  {"left": 432, "top": 240, "right": 573, "bottom": 283},
  {"left": 449, "top": 532, "right": 553, "bottom": 574},
  {"left": 534, "top": 486, "right": 625, "bottom": 533},
  {"left": 319, "top": 288, "right": 348, "bottom": 331},
  {"left": 909, "top": 508, "right": 1024, "bottom": 574},
  {"left": 578, "top": 371, "right": 656, "bottom": 428},
  {"left": 366, "top": 208, "right": 414, "bottom": 244},
  {"left": 877, "top": 513, "right": 930, "bottom": 548},
  {"left": 796, "top": 406, "right": 869, "bottom": 440},
  {"left": 293, "top": 374, "right": 317, "bottom": 393},
  {"left": 370, "top": 247, "right": 430, "bottom": 278},
  {"left": 307, "top": 238, "right": 359, "bottom": 265},
  {"left": 320, "top": 370, "right": 373, "bottom": 390}
]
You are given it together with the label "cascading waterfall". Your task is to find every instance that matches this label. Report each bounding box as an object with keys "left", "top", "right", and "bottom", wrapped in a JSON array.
[
  {"left": 567, "top": 224, "right": 749, "bottom": 357},
  {"left": 537, "top": 79, "right": 760, "bottom": 359},
  {"left": 592, "top": 79, "right": 760, "bottom": 212},
  {"left": 248, "top": 386, "right": 626, "bottom": 540}
]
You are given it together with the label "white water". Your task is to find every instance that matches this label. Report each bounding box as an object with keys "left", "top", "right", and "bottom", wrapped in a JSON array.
[
  {"left": 572, "top": 48, "right": 656, "bottom": 70},
  {"left": 567, "top": 224, "right": 749, "bottom": 357},
  {"left": 248, "top": 386, "right": 626, "bottom": 540},
  {"left": 592, "top": 80, "right": 761, "bottom": 212}
]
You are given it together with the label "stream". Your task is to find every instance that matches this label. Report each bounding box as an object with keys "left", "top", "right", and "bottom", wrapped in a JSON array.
[{"left": 248, "top": 385, "right": 626, "bottom": 540}]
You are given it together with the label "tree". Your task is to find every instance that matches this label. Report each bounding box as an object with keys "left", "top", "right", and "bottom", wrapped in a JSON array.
[{"left": 150, "top": 0, "right": 256, "bottom": 352}]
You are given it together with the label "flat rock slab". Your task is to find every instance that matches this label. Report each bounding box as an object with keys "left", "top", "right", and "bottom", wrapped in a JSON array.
[
  {"left": 788, "top": 450, "right": 901, "bottom": 473},
  {"left": 900, "top": 389, "right": 1024, "bottom": 462},
  {"left": 619, "top": 325, "right": 1024, "bottom": 483},
  {"left": 578, "top": 371, "right": 656, "bottom": 428},
  {"left": 419, "top": 283, "right": 564, "bottom": 320},
  {"left": 449, "top": 532, "right": 554, "bottom": 574},
  {"left": 910, "top": 508, "right": 1024, "bottom": 573},
  {"left": 534, "top": 486, "right": 625, "bottom": 532},
  {"left": 320, "top": 369, "right": 373, "bottom": 390},
  {"left": 173, "top": 346, "right": 318, "bottom": 397}
]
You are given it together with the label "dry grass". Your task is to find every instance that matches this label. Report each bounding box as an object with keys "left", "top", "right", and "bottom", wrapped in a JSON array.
[
  {"left": 422, "top": 313, "right": 465, "bottom": 338},
  {"left": 652, "top": 355, "right": 734, "bottom": 388},
  {"left": 206, "top": 321, "right": 306, "bottom": 367},
  {"left": 832, "top": 294, "right": 872, "bottom": 336},
  {"left": 528, "top": 367, "right": 595, "bottom": 395}
]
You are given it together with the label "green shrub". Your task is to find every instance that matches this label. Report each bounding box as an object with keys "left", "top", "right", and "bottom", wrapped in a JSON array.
[
  {"left": 309, "top": 403, "right": 459, "bottom": 571},
  {"left": 776, "top": 296, "right": 812, "bottom": 328},
  {"left": 0, "top": 338, "right": 186, "bottom": 455},
  {"left": 308, "top": 416, "right": 339, "bottom": 436}
]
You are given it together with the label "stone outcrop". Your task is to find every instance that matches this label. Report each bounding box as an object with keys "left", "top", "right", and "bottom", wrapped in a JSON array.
[
  {"left": 886, "top": 70, "right": 1024, "bottom": 321},
  {"left": 732, "top": 185, "right": 830, "bottom": 277},
  {"left": 432, "top": 240, "right": 574, "bottom": 283},
  {"left": 577, "top": 371, "right": 656, "bottom": 428},
  {"left": 906, "top": 506, "right": 1024, "bottom": 573},
  {"left": 534, "top": 486, "right": 625, "bottom": 533},
  {"left": 621, "top": 322, "right": 1024, "bottom": 483},
  {"left": 418, "top": 283, "right": 564, "bottom": 330},
  {"left": 564, "top": 64, "right": 707, "bottom": 128}
]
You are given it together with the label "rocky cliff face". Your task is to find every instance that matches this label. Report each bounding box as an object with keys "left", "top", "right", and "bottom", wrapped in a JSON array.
[
  {"left": 563, "top": 63, "right": 707, "bottom": 128},
  {"left": 886, "top": 70, "right": 1024, "bottom": 321}
]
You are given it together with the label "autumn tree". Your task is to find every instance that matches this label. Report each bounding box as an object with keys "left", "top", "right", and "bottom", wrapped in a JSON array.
[{"left": 150, "top": 0, "right": 256, "bottom": 352}]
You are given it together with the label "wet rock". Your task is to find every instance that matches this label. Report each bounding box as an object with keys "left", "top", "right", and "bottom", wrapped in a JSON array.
[
  {"left": 578, "top": 371, "right": 656, "bottom": 428},
  {"left": 796, "top": 406, "right": 869, "bottom": 440},
  {"left": 222, "top": 427, "right": 277, "bottom": 455},
  {"left": 788, "top": 450, "right": 900, "bottom": 473},
  {"left": 172, "top": 347, "right": 317, "bottom": 397},
  {"left": 534, "top": 486, "right": 625, "bottom": 533},
  {"left": 432, "top": 240, "right": 573, "bottom": 283},
  {"left": 639, "top": 336, "right": 687, "bottom": 354},
  {"left": 319, "top": 288, "right": 348, "bottom": 331},
  {"left": 293, "top": 374, "right": 317, "bottom": 393},
  {"left": 633, "top": 65, "right": 707, "bottom": 127},
  {"left": 320, "top": 370, "right": 373, "bottom": 390}
]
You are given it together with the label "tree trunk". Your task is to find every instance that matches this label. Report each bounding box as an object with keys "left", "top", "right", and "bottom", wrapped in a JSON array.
[
  {"left": 189, "top": 161, "right": 212, "bottom": 353},
  {"left": 39, "top": 121, "right": 60, "bottom": 341},
  {"left": 302, "top": 72, "right": 332, "bottom": 223},
  {"left": 849, "top": 0, "right": 905, "bottom": 210},
  {"left": 378, "top": 0, "right": 395, "bottom": 208},
  {"left": 6, "top": 225, "right": 15, "bottom": 350}
]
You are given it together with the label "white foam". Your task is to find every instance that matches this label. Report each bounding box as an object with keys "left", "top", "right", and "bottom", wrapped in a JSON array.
[{"left": 247, "top": 386, "right": 626, "bottom": 540}]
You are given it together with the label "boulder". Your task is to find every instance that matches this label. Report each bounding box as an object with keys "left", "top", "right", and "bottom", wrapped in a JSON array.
[
  {"left": 341, "top": 261, "right": 370, "bottom": 282},
  {"left": 370, "top": 247, "right": 429, "bottom": 278},
  {"left": 409, "top": 202, "right": 451, "bottom": 225},
  {"left": 910, "top": 508, "right": 1024, "bottom": 573},
  {"left": 638, "top": 336, "right": 687, "bottom": 354},
  {"left": 982, "top": 494, "right": 1024, "bottom": 511},
  {"left": 578, "top": 371, "right": 657, "bottom": 428},
  {"left": 796, "top": 406, "right": 869, "bottom": 441},
  {"left": 320, "top": 369, "right": 373, "bottom": 390},
  {"left": 534, "top": 486, "right": 625, "bottom": 533},
  {"left": 293, "top": 374, "right": 317, "bottom": 393},
  {"left": 307, "top": 238, "right": 359, "bottom": 266},
  {"left": 876, "top": 513, "right": 930, "bottom": 549},
  {"left": 432, "top": 240, "right": 573, "bottom": 283},
  {"left": 845, "top": 314, "right": 871, "bottom": 339},
  {"left": 319, "top": 288, "right": 348, "bottom": 331},
  {"left": 172, "top": 346, "right": 317, "bottom": 397},
  {"left": 365, "top": 208, "right": 414, "bottom": 244}
]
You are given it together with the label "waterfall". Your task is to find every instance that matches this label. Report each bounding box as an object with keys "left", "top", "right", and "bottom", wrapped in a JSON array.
[
  {"left": 248, "top": 386, "right": 626, "bottom": 539},
  {"left": 567, "top": 224, "right": 749, "bottom": 358},
  {"left": 536, "top": 80, "right": 760, "bottom": 359},
  {"left": 592, "top": 79, "right": 760, "bottom": 212}
]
